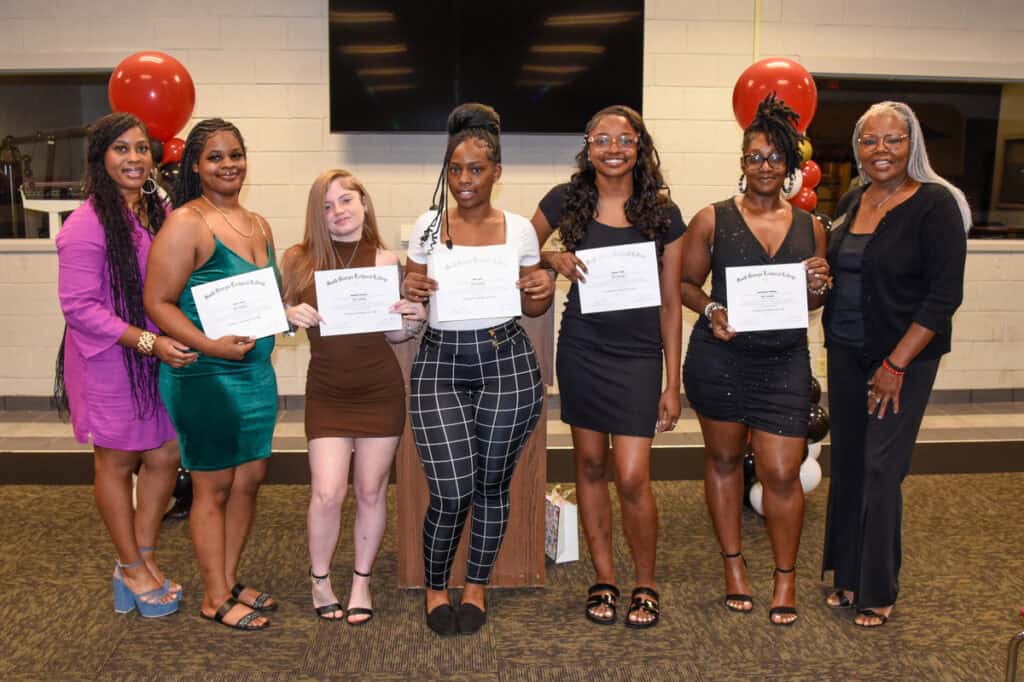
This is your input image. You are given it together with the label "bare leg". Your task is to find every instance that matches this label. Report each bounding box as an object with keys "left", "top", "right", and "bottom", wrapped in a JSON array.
[
  {"left": 134, "top": 439, "right": 180, "bottom": 591},
  {"left": 307, "top": 437, "right": 353, "bottom": 619},
  {"left": 571, "top": 426, "right": 616, "bottom": 620},
  {"left": 611, "top": 434, "right": 659, "bottom": 626},
  {"left": 347, "top": 436, "right": 399, "bottom": 623},
  {"left": 751, "top": 429, "right": 805, "bottom": 625},
  {"left": 223, "top": 457, "right": 272, "bottom": 609},
  {"left": 697, "top": 416, "right": 753, "bottom": 612},
  {"left": 192, "top": 467, "right": 267, "bottom": 627}
]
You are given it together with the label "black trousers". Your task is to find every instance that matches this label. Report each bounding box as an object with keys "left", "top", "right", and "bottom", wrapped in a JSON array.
[
  {"left": 821, "top": 343, "right": 939, "bottom": 607},
  {"left": 410, "top": 320, "right": 544, "bottom": 590}
]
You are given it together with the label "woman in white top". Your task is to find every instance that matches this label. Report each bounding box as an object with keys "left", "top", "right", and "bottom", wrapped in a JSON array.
[{"left": 402, "top": 103, "right": 554, "bottom": 636}]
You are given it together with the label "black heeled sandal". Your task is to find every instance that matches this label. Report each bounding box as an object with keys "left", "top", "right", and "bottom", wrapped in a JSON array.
[
  {"left": 768, "top": 566, "right": 798, "bottom": 626},
  {"left": 855, "top": 608, "right": 890, "bottom": 627},
  {"left": 585, "top": 583, "right": 620, "bottom": 625},
  {"left": 310, "top": 568, "right": 344, "bottom": 621},
  {"left": 721, "top": 551, "right": 753, "bottom": 613},
  {"left": 826, "top": 589, "right": 854, "bottom": 608},
  {"left": 624, "top": 586, "right": 660, "bottom": 629},
  {"left": 346, "top": 568, "right": 374, "bottom": 626}
]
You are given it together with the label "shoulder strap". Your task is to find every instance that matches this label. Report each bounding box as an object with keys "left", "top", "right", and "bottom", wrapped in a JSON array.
[{"left": 187, "top": 204, "right": 216, "bottom": 236}]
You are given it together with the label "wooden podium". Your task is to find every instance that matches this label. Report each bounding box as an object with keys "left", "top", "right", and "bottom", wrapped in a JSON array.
[{"left": 393, "top": 306, "right": 554, "bottom": 589}]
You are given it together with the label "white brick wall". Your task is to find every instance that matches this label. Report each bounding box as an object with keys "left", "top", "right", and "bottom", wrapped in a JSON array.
[{"left": 1, "top": 0, "right": 1023, "bottom": 397}]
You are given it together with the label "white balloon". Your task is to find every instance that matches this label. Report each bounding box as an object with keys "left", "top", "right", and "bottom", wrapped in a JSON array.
[
  {"left": 749, "top": 481, "right": 765, "bottom": 516},
  {"left": 806, "top": 442, "right": 822, "bottom": 461},
  {"left": 781, "top": 168, "right": 803, "bottom": 199},
  {"left": 800, "top": 457, "right": 822, "bottom": 493}
]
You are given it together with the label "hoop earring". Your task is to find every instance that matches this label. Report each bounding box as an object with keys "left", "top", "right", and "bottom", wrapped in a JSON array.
[
  {"left": 782, "top": 172, "right": 795, "bottom": 196},
  {"left": 142, "top": 171, "right": 158, "bottom": 196},
  {"left": 738, "top": 174, "right": 748, "bottom": 194}
]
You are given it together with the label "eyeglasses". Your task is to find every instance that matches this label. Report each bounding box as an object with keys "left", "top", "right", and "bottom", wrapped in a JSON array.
[
  {"left": 586, "top": 133, "right": 638, "bottom": 149},
  {"left": 857, "top": 134, "right": 909, "bottom": 150},
  {"left": 742, "top": 151, "right": 785, "bottom": 169}
]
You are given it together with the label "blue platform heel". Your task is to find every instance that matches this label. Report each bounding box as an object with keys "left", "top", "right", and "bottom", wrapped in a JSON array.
[
  {"left": 138, "top": 546, "right": 182, "bottom": 598},
  {"left": 112, "top": 557, "right": 180, "bottom": 617}
]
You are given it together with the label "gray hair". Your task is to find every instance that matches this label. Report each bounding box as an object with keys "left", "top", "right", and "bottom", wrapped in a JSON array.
[{"left": 852, "top": 101, "right": 972, "bottom": 233}]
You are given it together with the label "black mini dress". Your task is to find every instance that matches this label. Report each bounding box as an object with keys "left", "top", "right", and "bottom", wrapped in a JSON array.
[{"left": 682, "top": 198, "right": 814, "bottom": 437}]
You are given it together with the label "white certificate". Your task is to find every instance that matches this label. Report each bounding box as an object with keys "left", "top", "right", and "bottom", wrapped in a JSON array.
[
  {"left": 314, "top": 265, "right": 402, "bottom": 336},
  {"left": 191, "top": 266, "right": 289, "bottom": 340},
  {"left": 576, "top": 241, "right": 661, "bottom": 314},
  {"left": 429, "top": 244, "right": 521, "bottom": 322},
  {"left": 725, "top": 263, "right": 808, "bottom": 332}
]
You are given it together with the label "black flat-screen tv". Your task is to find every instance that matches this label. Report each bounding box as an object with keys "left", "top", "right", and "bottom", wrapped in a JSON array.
[{"left": 328, "top": 1, "right": 644, "bottom": 133}]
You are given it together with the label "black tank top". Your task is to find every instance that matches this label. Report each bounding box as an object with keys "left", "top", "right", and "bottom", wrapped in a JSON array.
[{"left": 699, "top": 198, "right": 815, "bottom": 353}]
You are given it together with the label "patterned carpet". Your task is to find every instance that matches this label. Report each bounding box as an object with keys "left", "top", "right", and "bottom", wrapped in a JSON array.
[{"left": 2, "top": 474, "right": 1022, "bottom": 681}]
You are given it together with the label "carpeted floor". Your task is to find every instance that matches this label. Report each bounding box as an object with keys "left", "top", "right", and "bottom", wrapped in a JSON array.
[{"left": 2, "top": 474, "right": 1022, "bottom": 680}]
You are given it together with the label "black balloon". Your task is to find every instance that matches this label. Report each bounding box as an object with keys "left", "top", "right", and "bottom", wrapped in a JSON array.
[
  {"left": 172, "top": 468, "right": 191, "bottom": 499},
  {"left": 742, "top": 448, "right": 756, "bottom": 508},
  {"left": 149, "top": 138, "right": 164, "bottom": 165},
  {"left": 165, "top": 468, "right": 192, "bottom": 521},
  {"left": 814, "top": 212, "right": 833, "bottom": 231},
  {"left": 807, "top": 404, "right": 830, "bottom": 443},
  {"left": 158, "top": 161, "right": 181, "bottom": 192},
  {"left": 810, "top": 375, "right": 821, "bottom": 404}
]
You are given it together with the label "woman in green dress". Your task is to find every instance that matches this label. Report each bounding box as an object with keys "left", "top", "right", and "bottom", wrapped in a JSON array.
[{"left": 144, "top": 119, "right": 279, "bottom": 631}]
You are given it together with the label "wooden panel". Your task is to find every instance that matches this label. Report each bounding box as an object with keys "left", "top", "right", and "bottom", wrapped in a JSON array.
[{"left": 395, "top": 308, "right": 553, "bottom": 589}]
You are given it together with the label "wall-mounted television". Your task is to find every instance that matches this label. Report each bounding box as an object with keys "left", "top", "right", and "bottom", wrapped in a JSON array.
[{"left": 328, "top": 1, "right": 644, "bottom": 134}]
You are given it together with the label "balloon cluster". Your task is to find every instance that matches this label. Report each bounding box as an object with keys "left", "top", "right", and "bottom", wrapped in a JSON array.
[
  {"left": 743, "top": 376, "right": 830, "bottom": 516},
  {"left": 732, "top": 58, "right": 821, "bottom": 213},
  {"left": 107, "top": 51, "right": 194, "bottom": 192}
]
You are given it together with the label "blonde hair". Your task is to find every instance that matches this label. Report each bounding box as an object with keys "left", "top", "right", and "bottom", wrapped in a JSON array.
[{"left": 282, "top": 169, "right": 386, "bottom": 304}]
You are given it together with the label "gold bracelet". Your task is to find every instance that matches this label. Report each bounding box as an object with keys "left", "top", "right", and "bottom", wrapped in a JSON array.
[{"left": 136, "top": 330, "right": 157, "bottom": 356}]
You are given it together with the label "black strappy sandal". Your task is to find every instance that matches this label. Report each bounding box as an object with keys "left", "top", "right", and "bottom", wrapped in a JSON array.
[
  {"left": 625, "top": 586, "right": 660, "bottom": 629},
  {"left": 585, "top": 583, "right": 620, "bottom": 625},
  {"left": 200, "top": 597, "right": 270, "bottom": 631},
  {"left": 231, "top": 582, "right": 278, "bottom": 611},
  {"left": 346, "top": 568, "right": 374, "bottom": 626},
  {"left": 855, "top": 608, "right": 890, "bottom": 627},
  {"left": 721, "top": 551, "right": 753, "bottom": 613},
  {"left": 768, "top": 566, "right": 798, "bottom": 626},
  {"left": 826, "top": 590, "right": 854, "bottom": 609},
  {"left": 310, "top": 568, "right": 344, "bottom": 621}
]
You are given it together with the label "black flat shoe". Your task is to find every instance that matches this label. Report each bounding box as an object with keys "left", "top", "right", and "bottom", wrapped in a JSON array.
[
  {"left": 456, "top": 602, "right": 487, "bottom": 634},
  {"left": 855, "top": 608, "right": 890, "bottom": 627},
  {"left": 585, "top": 583, "right": 619, "bottom": 625},
  {"left": 826, "top": 590, "right": 854, "bottom": 609},
  {"left": 426, "top": 603, "right": 457, "bottom": 636},
  {"left": 624, "top": 586, "right": 660, "bottom": 629}
]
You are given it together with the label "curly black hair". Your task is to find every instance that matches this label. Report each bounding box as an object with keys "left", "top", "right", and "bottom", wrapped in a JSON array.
[
  {"left": 54, "top": 112, "right": 166, "bottom": 418},
  {"left": 420, "top": 103, "right": 501, "bottom": 252},
  {"left": 558, "top": 105, "right": 671, "bottom": 257},
  {"left": 173, "top": 118, "right": 246, "bottom": 207},
  {"left": 742, "top": 93, "right": 803, "bottom": 177}
]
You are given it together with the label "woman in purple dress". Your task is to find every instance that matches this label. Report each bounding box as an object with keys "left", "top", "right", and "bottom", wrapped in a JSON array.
[{"left": 55, "top": 112, "right": 197, "bottom": 617}]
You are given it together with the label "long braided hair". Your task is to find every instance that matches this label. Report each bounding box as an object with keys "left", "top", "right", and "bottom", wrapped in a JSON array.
[
  {"left": 54, "top": 112, "right": 166, "bottom": 418},
  {"left": 419, "top": 103, "right": 501, "bottom": 252},
  {"left": 743, "top": 93, "right": 803, "bottom": 178},
  {"left": 558, "top": 105, "right": 671, "bottom": 257},
  {"left": 173, "top": 118, "right": 246, "bottom": 207}
]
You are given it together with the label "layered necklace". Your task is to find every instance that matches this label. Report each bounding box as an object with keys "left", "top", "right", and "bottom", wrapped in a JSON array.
[{"left": 202, "top": 194, "right": 255, "bottom": 238}]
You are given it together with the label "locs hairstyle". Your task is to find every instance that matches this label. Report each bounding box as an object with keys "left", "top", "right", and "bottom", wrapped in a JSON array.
[
  {"left": 742, "top": 93, "right": 803, "bottom": 179},
  {"left": 419, "top": 103, "right": 501, "bottom": 251},
  {"left": 559, "top": 105, "right": 671, "bottom": 257},
  {"left": 172, "top": 118, "right": 247, "bottom": 208},
  {"left": 54, "top": 112, "right": 166, "bottom": 418},
  {"left": 282, "top": 169, "right": 386, "bottom": 304}
]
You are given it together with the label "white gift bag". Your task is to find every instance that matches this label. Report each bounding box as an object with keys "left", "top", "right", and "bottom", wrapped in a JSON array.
[{"left": 545, "top": 485, "right": 579, "bottom": 563}]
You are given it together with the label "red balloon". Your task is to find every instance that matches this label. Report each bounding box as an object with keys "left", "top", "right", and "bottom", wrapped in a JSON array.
[
  {"left": 790, "top": 187, "right": 818, "bottom": 212},
  {"left": 108, "top": 51, "right": 195, "bottom": 142},
  {"left": 800, "top": 160, "right": 821, "bottom": 190},
  {"left": 162, "top": 137, "right": 185, "bottom": 165},
  {"left": 732, "top": 58, "right": 818, "bottom": 133}
]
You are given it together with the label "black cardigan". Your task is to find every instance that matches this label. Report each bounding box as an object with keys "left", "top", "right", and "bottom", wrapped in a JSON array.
[{"left": 823, "top": 182, "right": 966, "bottom": 363}]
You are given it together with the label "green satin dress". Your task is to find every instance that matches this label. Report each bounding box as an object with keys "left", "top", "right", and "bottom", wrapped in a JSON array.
[{"left": 159, "top": 236, "right": 279, "bottom": 471}]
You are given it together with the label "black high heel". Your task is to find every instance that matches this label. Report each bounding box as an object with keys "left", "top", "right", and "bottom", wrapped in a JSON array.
[
  {"left": 721, "top": 551, "right": 753, "bottom": 613},
  {"left": 768, "top": 566, "right": 798, "bottom": 626},
  {"left": 310, "top": 568, "right": 344, "bottom": 621},
  {"left": 346, "top": 568, "right": 374, "bottom": 626}
]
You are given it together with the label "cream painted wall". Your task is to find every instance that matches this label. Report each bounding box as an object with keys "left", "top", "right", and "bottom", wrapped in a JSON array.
[{"left": 1, "top": 0, "right": 1023, "bottom": 398}]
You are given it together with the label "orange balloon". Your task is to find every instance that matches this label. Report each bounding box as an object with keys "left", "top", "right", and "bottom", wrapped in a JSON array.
[
  {"left": 108, "top": 51, "right": 195, "bottom": 142},
  {"left": 732, "top": 58, "right": 818, "bottom": 133}
]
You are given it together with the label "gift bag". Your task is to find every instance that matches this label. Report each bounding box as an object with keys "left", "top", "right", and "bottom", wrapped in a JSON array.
[{"left": 545, "top": 485, "right": 579, "bottom": 563}]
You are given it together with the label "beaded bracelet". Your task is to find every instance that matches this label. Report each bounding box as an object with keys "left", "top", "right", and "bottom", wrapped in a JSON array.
[
  {"left": 882, "top": 357, "right": 906, "bottom": 376},
  {"left": 808, "top": 278, "right": 833, "bottom": 296},
  {"left": 703, "top": 301, "right": 726, "bottom": 319},
  {"left": 136, "top": 330, "right": 157, "bottom": 356}
]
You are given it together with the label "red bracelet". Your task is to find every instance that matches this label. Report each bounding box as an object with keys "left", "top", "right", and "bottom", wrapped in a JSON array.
[{"left": 882, "top": 358, "right": 905, "bottom": 376}]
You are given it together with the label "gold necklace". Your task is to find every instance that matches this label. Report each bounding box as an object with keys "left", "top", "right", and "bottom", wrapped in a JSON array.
[
  {"left": 201, "top": 194, "right": 255, "bottom": 238},
  {"left": 870, "top": 178, "right": 910, "bottom": 210},
  {"left": 336, "top": 237, "right": 361, "bottom": 268}
]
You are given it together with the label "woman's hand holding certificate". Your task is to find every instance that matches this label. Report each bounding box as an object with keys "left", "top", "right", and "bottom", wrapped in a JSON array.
[
  {"left": 314, "top": 265, "right": 403, "bottom": 336},
  {"left": 428, "top": 244, "right": 521, "bottom": 322},
  {"left": 724, "top": 263, "right": 808, "bottom": 332},
  {"left": 576, "top": 241, "right": 661, "bottom": 314},
  {"left": 191, "top": 267, "right": 289, "bottom": 340}
]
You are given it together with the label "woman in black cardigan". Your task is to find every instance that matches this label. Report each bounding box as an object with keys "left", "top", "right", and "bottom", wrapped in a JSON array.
[{"left": 821, "top": 101, "right": 969, "bottom": 628}]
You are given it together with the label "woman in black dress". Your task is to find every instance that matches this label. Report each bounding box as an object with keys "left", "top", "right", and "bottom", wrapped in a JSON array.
[
  {"left": 680, "top": 95, "right": 829, "bottom": 626},
  {"left": 821, "top": 101, "right": 968, "bottom": 628},
  {"left": 531, "top": 105, "right": 684, "bottom": 629}
]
